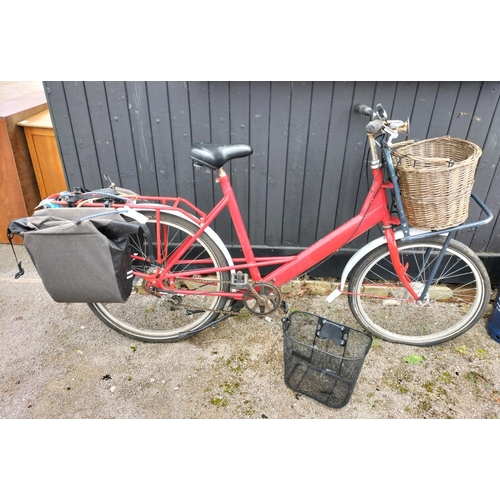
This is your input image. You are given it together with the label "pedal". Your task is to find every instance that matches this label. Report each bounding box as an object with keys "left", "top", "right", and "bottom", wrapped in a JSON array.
[{"left": 231, "top": 271, "right": 248, "bottom": 290}]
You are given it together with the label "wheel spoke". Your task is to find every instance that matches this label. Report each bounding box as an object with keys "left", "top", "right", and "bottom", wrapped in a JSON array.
[
  {"left": 348, "top": 237, "right": 489, "bottom": 346},
  {"left": 89, "top": 211, "right": 230, "bottom": 342}
]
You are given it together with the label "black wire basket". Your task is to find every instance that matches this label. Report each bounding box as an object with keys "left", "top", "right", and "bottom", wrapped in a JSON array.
[{"left": 282, "top": 311, "right": 372, "bottom": 408}]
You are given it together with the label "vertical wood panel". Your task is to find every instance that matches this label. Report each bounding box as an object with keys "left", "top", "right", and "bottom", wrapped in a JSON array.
[
  {"left": 166, "top": 82, "right": 194, "bottom": 203},
  {"left": 299, "top": 81, "right": 333, "bottom": 247},
  {"left": 282, "top": 81, "right": 312, "bottom": 246},
  {"left": 265, "top": 81, "right": 291, "bottom": 246},
  {"left": 316, "top": 82, "right": 354, "bottom": 239},
  {"left": 461, "top": 82, "right": 500, "bottom": 247},
  {"left": 188, "top": 81, "right": 214, "bottom": 215},
  {"left": 248, "top": 81, "right": 271, "bottom": 245},
  {"left": 427, "top": 82, "right": 461, "bottom": 137},
  {"left": 408, "top": 81, "right": 440, "bottom": 140},
  {"left": 147, "top": 81, "right": 177, "bottom": 197},
  {"left": 208, "top": 81, "right": 231, "bottom": 243},
  {"left": 448, "top": 82, "right": 481, "bottom": 138},
  {"left": 229, "top": 81, "right": 251, "bottom": 240},
  {"left": 45, "top": 81, "right": 84, "bottom": 188},
  {"left": 335, "top": 81, "right": 376, "bottom": 249},
  {"left": 84, "top": 81, "right": 121, "bottom": 186},
  {"left": 104, "top": 81, "right": 140, "bottom": 193},
  {"left": 126, "top": 81, "right": 157, "bottom": 195},
  {"left": 62, "top": 82, "right": 101, "bottom": 189},
  {"left": 469, "top": 97, "right": 500, "bottom": 252}
]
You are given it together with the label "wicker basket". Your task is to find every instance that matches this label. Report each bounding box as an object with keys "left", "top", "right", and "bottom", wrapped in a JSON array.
[{"left": 392, "top": 136, "right": 482, "bottom": 230}]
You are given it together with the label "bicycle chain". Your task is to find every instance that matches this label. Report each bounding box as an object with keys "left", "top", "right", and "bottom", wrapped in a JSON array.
[{"left": 146, "top": 276, "right": 288, "bottom": 317}]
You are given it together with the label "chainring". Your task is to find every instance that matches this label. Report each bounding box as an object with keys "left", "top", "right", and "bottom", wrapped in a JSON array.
[{"left": 243, "top": 282, "right": 281, "bottom": 316}]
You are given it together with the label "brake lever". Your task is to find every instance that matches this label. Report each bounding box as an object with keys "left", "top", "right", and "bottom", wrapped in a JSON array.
[
  {"left": 375, "top": 103, "right": 387, "bottom": 119},
  {"left": 382, "top": 125, "right": 399, "bottom": 146}
]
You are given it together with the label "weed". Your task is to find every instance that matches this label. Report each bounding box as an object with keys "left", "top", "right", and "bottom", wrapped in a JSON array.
[
  {"left": 466, "top": 371, "right": 481, "bottom": 383},
  {"left": 403, "top": 354, "right": 425, "bottom": 365},
  {"left": 221, "top": 381, "right": 240, "bottom": 395},
  {"left": 423, "top": 382, "right": 434, "bottom": 393},
  {"left": 475, "top": 348, "right": 487, "bottom": 360},
  {"left": 454, "top": 344, "right": 467, "bottom": 355},
  {"left": 210, "top": 397, "right": 228, "bottom": 407}
]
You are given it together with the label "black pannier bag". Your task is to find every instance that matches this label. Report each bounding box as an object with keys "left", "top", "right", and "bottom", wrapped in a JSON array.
[{"left": 8, "top": 208, "right": 141, "bottom": 303}]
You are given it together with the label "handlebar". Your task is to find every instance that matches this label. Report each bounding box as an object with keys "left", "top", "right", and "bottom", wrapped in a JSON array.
[
  {"left": 354, "top": 102, "right": 386, "bottom": 135},
  {"left": 354, "top": 102, "right": 409, "bottom": 139},
  {"left": 354, "top": 103, "right": 375, "bottom": 118}
]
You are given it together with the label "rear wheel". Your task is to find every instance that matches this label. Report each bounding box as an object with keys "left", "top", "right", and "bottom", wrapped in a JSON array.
[
  {"left": 89, "top": 211, "right": 231, "bottom": 342},
  {"left": 348, "top": 237, "right": 490, "bottom": 346}
]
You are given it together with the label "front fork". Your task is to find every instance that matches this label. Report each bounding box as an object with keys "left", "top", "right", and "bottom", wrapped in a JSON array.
[
  {"left": 384, "top": 222, "right": 456, "bottom": 302},
  {"left": 384, "top": 226, "right": 419, "bottom": 301}
]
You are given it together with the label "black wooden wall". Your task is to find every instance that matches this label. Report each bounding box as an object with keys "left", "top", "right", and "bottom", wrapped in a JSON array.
[{"left": 43, "top": 81, "right": 500, "bottom": 280}]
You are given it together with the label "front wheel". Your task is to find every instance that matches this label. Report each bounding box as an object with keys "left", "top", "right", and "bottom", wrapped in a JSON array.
[
  {"left": 89, "top": 211, "right": 231, "bottom": 342},
  {"left": 348, "top": 237, "right": 491, "bottom": 346}
]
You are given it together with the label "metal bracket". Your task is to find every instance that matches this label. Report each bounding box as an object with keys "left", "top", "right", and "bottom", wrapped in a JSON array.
[{"left": 316, "top": 318, "right": 347, "bottom": 347}]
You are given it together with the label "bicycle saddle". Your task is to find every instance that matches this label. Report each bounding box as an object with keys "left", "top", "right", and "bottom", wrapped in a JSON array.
[{"left": 190, "top": 143, "right": 253, "bottom": 170}]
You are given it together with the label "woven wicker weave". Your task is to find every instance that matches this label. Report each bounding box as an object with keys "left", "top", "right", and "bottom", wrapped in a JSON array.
[{"left": 392, "top": 136, "right": 482, "bottom": 230}]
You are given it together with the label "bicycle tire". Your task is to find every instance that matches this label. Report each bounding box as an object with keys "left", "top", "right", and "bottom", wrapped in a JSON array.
[
  {"left": 348, "top": 236, "right": 490, "bottom": 346},
  {"left": 89, "top": 211, "right": 231, "bottom": 342}
]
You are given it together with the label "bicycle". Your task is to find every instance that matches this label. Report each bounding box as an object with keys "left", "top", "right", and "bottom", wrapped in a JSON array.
[{"left": 38, "top": 103, "right": 493, "bottom": 346}]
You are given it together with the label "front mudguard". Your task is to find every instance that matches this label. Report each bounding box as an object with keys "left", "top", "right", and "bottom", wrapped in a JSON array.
[{"left": 326, "top": 227, "right": 430, "bottom": 302}]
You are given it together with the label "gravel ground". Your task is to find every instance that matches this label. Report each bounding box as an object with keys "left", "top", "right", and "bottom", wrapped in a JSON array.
[
  {"left": 2, "top": 243, "right": 500, "bottom": 420},
  {"left": 2, "top": 242, "right": 499, "bottom": 499}
]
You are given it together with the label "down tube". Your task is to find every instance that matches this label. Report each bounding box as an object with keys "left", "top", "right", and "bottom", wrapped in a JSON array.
[{"left": 265, "top": 207, "right": 389, "bottom": 287}]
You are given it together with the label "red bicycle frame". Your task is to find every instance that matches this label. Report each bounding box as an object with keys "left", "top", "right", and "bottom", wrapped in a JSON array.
[{"left": 142, "top": 161, "right": 419, "bottom": 301}]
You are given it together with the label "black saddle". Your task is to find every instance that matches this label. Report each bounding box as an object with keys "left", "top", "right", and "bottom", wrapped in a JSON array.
[{"left": 190, "top": 143, "right": 253, "bottom": 170}]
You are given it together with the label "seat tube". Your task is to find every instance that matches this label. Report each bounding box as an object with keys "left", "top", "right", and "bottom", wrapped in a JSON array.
[{"left": 217, "top": 169, "right": 261, "bottom": 281}]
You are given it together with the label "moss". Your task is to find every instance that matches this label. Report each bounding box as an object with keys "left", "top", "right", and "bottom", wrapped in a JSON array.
[
  {"left": 221, "top": 381, "right": 240, "bottom": 395},
  {"left": 439, "top": 371, "right": 454, "bottom": 384},
  {"left": 466, "top": 371, "right": 481, "bottom": 383},
  {"left": 417, "top": 398, "right": 433, "bottom": 413},
  {"left": 210, "top": 397, "right": 228, "bottom": 407},
  {"left": 423, "top": 382, "right": 434, "bottom": 393}
]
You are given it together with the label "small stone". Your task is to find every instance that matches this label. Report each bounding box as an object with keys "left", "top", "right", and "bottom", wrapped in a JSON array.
[
  {"left": 110, "top": 386, "right": 116, "bottom": 393},
  {"left": 150, "top": 378, "right": 155, "bottom": 383}
]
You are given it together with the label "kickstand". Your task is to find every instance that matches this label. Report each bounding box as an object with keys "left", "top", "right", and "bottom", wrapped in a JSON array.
[{"left": 7, "top": 229, "right": 24, "bottom": 279}]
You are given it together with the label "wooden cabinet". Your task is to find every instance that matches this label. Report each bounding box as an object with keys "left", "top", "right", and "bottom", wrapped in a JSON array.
[
  {"left": 0, "top": 92, "right": 47, "bottom": 244},
  {"left": 18, "top": 109, "right": 67, "bottom": 199}
]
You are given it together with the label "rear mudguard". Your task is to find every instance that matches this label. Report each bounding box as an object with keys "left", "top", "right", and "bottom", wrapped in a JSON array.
[{"left": 326, "top": 228, "right": 430, "bottom": 302}]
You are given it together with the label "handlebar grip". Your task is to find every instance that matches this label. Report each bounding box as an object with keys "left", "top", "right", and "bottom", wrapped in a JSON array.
[
  {"left": 354, "top": 104, "right": 374, "bottom": 117},
  {"left": 366, "top": 120, "right": 385, "bottom": 135}
]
